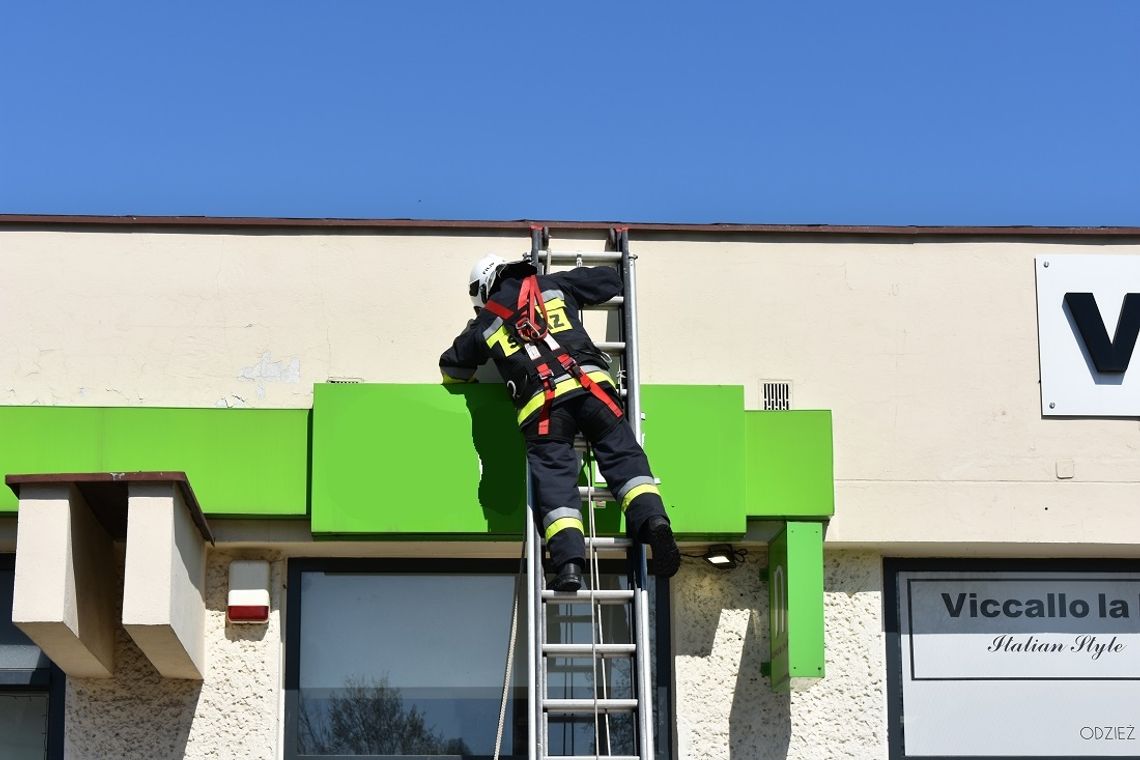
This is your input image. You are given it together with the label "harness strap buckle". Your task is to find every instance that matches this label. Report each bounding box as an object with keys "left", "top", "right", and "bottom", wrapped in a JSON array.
[
  {"left": 556, "top": 353, "right": 581, "bottom": 377},
  {"left": 515, "top": 317, "right": 547, "bottom": 343}
]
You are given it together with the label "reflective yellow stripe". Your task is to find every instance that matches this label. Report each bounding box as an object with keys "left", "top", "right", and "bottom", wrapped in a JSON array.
[
  {"left": 440, "top": 374, "right": 474, "bottom": 385},
  {"left": 545, "top": 516, "right": 584, "bottom": 541},
  {"left": 620, "top": 483, "right": 660, "bottom": 512},
  {"left": 485, "top": 323, "right": 522, "bottom": 357},
  {"left": 517, "top": 371, "right": 614, "bottom": 424},
  {"left": 543, "top": 299, "right": 572, "bottom": 334}
]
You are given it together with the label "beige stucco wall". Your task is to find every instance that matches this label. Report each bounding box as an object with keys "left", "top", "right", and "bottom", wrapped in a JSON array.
[
  {"left": 674, "top": 549, "right": 884, "bottom": 760},
  {"left": 634, "top": 236, "right": 1140, "bottom": 552},
  {"left": 4, "top": 226, "right": 1139, "bottom": 550}
]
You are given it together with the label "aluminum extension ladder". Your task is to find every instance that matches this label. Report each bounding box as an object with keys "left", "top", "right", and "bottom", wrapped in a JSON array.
[{"left": 523, "top": 226, "right": 657, "bottom": 760}]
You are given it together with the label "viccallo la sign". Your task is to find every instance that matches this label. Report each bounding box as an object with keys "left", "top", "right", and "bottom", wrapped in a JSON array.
[{"left": 888, "top": 561, "right": 1140, "bottom": 759}]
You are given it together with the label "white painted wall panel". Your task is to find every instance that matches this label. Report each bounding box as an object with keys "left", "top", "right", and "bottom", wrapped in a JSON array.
[{"left": 4, "top": 227, "right": 1140, "bottom": 550}]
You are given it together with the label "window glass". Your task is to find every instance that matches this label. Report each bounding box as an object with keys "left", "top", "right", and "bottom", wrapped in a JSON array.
[
  {"left": 296, "top": 569, "right": 526, "bottom": 756},
  {"left": 289, "top": 561, "right": 670, "bottom": 759},
  {"left": 1, "top": 557, "right": 58, "bottom": 760},
  {"left": 0, "top": 693, "right": 50, "bottom": 759},
  {"left": 0, "top": 568, "right": 49, "bottom": 671}
]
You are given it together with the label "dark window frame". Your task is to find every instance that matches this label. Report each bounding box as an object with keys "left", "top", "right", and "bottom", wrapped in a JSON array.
[
  {"left": 284, "top": 556, "right": 672, "bottom": 760},
  {"left": 1, "top": 553, "right": 65, "bottom": 760},
  {"left": 884, "top": 557, "right": 1140, "bottom": 760}
]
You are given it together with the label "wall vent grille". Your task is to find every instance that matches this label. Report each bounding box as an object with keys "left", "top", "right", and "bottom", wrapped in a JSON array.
[{"left": 762, "top": 381, "right": 792, "bottom": 411}]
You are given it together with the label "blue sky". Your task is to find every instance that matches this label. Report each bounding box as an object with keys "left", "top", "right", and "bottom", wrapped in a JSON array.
[{"left": 2, "top": 1, "right": 1138, "bottom": 225}]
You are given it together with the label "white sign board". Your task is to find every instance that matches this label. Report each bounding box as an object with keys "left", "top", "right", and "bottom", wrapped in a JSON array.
[
  {"left": 894, "top": 565, "right": 1140, "bottom": 757},
  {"left": 1036, "top": 255, "right": 1140, "bottom": 416}
]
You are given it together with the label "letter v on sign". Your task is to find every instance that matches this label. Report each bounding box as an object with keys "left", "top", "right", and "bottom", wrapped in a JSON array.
[{"left": 1064, "top": 292, "right": 1140, "bottom": 373}]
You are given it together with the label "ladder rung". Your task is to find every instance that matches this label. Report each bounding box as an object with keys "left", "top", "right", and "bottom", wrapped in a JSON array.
[
  {"left": 543, "top": 643, "right": 636, "bottom": 657},
  {"left": 577, "top": 486, "right": 609, "bottom": 500},
  {"left": 543, "top": 616, "right": 595, "bottom": 627},
  {"left": 542, "top": 589, "right": 635, "bottom": 603},
  {"left": 595, "top": 341, "right": 625, "bottom": 353},
  {"left": 543, "top": 698, "right": 638, "bottom": 713},
  {"left": 583, "top": 296, "right": 624, "bottom": 309},
  {"left": 583, "top": 536, "right": 632, "bottom": 549},
  {"left": 545, "top": 662, "right": 627, "bottom": 676},
  {"left": 547, "top": 756, "right": 640, "bottom": 760},
  {"left": 541, "top": 536, "right": 631, "bottom": 549},
  {"left": 538, "top": 251, "right": 623, "bottom": 264}
]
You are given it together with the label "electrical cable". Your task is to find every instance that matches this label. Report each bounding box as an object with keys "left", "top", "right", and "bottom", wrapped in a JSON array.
[{"left": 492, "top": 539, "right": 526, "bottom": 760}]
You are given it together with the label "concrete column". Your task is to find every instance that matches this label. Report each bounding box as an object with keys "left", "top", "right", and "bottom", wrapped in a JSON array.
[
  {"left": 11, "top": 484, "right": 117, "bottom": 677},
  {"left": 122, "top": 482, "right": 207, "bottom": 679}
]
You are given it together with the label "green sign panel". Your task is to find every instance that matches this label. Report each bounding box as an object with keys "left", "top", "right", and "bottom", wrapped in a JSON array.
[
  {"left": 0, "top": 384, "right": 834, "bottom": 540},
  {"left": 310, "top": 383, "right": 527, "bottom": 537},
  {"left": 745, "top": 410, "right": 834, "bottom": 519},
  {"left": 0, "top": 406, "right": 309, "bottom": 516},
  {"left": 768, "top": 521, "right": 825, "bottom": 691},
  {"left": 310, "top": 383, "right": 833, "bottom": 538}
]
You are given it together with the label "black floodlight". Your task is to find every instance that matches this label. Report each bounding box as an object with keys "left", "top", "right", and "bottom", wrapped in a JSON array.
[{"left": 703, "top": 544, "right": 738, "bottom": 569}]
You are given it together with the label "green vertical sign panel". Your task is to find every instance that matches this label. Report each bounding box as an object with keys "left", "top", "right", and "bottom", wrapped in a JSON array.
[{"left": 768, "top": 521, "right": 825, "bottom": 691}]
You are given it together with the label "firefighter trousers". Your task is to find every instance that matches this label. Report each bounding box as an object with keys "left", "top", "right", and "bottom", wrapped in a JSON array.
[{"left": 523, "top": 391, "right": 669, "bottom": 569}]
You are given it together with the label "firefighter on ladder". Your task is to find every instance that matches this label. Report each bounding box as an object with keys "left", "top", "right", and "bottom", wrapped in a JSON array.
[{"left": 440, "top": 255, "right": 681, "bottom": 591}]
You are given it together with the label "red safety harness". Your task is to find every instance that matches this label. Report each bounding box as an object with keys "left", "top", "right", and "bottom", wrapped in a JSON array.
[{"left": 485, "top": 275, "right": 623, "bottom": 434}]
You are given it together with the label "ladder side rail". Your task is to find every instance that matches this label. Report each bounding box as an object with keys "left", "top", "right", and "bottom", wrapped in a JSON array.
[
  {"left": 620, "top": 228, "right": 656, "bottom": 760},
  {"left": 526, "top": 468, "right": 541, "bottom": 760},
  {"left": 618, "top": 228, "right": 642, "bottom": 439},
  {"left": 633, "top": 561, "right": 654, "bottom": 759}
]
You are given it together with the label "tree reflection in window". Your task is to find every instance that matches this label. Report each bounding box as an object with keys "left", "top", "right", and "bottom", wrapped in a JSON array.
[{"left": 298, "top": 674, "right": 470, "bottom": 755}]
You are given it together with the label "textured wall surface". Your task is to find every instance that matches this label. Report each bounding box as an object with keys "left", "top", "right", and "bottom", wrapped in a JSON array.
[
  {"left": 64, "top": 548, "right": 284, "bottom": 760},
  {"left": 4, "top": 227, "right": 1140, "bottom": 549},
  {"left": 56, "top": 545, "right": 884, "bottom": 760},
  {"left": 673, "top": 550, "right": 884, "bottom": 760}
]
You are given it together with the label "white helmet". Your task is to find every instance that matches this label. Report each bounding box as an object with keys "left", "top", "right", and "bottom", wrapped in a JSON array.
[{"left": 468, "top": 254, "right": 506, "bottom": 308}]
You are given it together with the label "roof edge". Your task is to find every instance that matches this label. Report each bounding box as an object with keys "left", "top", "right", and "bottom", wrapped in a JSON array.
[{"left": 3, "top": 213, "right": 1140, "bottom": 237}]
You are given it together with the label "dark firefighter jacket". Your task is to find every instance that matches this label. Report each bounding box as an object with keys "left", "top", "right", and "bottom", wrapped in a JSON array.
[{"left": 439, "top": 266, "right": 623, "bottom": 427}]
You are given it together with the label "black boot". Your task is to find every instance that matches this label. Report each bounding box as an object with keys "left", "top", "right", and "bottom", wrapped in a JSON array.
[
  {"left": 639, "top": 516, "right": 681, "bottom": 578},
  {"left": 552, "top": 560, "right": 583, "bottom": 592}
]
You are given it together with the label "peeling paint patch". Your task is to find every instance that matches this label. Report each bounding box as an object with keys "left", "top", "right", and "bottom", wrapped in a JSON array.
[{"left": 238, "top": 352, "right": 301, "bottom": 400}]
